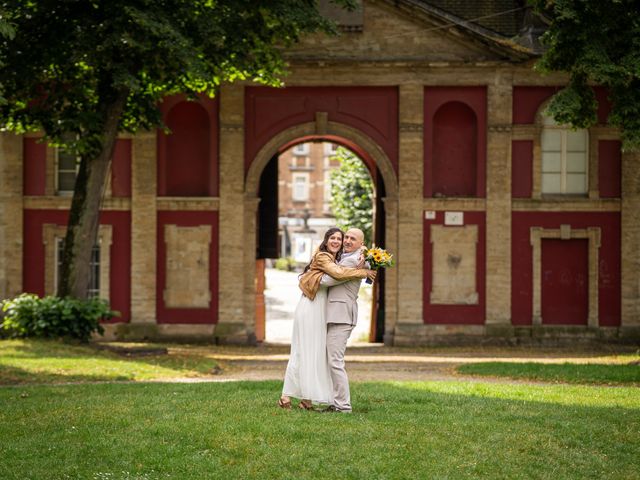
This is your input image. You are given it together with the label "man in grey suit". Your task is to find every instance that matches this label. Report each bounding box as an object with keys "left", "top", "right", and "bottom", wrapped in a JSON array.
[{"left": 320, "top": 228, "right": 373, "bottom": 413}]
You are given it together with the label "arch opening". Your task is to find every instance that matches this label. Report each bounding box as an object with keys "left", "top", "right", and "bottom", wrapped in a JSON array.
[
  {"left": 257, "top": 139, "right": 384, "bottom": 344},
  {"left": 245, "top": 122, "right": 397, "bottom": 342}
]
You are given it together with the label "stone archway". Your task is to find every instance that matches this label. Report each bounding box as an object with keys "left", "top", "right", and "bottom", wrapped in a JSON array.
[{"left": 242, "top": 117, "right": 399, "bottom": 343}]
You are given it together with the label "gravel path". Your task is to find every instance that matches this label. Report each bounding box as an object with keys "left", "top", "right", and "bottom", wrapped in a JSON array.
[{"left": 165, "top": 343, "right": 637, "bottom": 385}]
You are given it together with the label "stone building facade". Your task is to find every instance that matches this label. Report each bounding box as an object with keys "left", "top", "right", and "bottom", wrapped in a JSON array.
[{"left": 2, "top": 0, "right": 639, "bottom": 344}]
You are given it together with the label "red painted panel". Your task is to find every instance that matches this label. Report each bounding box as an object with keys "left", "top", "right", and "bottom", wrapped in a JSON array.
[
  {"left": 165, "top": 101, "right": 210, "bottom": 196},
  {"left": 541, "top": 239, "right": 588, "bottom": 325},
  {"left": 424, "top": 87, "right": 486, "bottom": 198},
  {"left": 512, "top": 140, "right": 533, "bottom": 198},
  {"left": 598, "top": 140, "right": 621, "bottom": 198},
  {"left": 157, "top": 95, "right": 219, "bottom": 197},
  {"left": 23, "top": 138, "right": 47, "bottom": 196},
  {"left": 512, "top": 212, "right": 620, "bottom": 326},
  {"left": 423, "top": 211, "right": 486, "bottom": 324},
  {"left": 512, "top": 87, "right": 559, "bottom": 124},
  {"left": 594, "top": 87, "right": 612, "bottom": 125},
  {"left": 22, "top": 210, "right": 131, "bottom": 322},
  {"left": 156, "top": 211, "right": 219, "bottom": 324},
  {"left": 432, "top": 102, "right": 477, "bottom": 196},
  {"left": 245, "top": 87, "right": 398, "bottom": 174},
  {"left": 111, "top": 139, "right": 131, "bottom": 197},
  {"left": 23, "top": 210, "right": 47, "bottom": 295},
  {"left": 513, "top": 86, "right": 612, "bottom": 125}
]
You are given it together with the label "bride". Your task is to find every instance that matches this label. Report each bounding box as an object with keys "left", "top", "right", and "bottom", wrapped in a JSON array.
[{"left": 278, "top": 227, "right": 376, "bottom": 410}]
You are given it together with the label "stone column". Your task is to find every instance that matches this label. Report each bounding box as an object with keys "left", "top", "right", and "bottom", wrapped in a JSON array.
[
  {"left": 485, "top": 73, "right": 513, "bottom": 334},
  {"left": 130, "top": 132, "right": 157, "bottom": 325},
  {"left": 620, "top": 149, "right": 640, "bottom": 339},
  {"left": 0, "top": 133, "right": 23, "bottom": 299},
  {"left": 215, "top": 83, "right": 253, "bottom": 344},
  {"left": 391, "top": 84, "right": 424, "bottom": 345}
]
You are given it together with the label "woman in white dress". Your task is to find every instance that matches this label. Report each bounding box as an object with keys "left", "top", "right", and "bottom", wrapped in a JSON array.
[{"left": 278, "top": 227, "right": 375, "bottom": 410}]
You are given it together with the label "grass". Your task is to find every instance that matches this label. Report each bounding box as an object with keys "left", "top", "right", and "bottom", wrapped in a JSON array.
[
  {"left": 1, "top": 339, "right": 639, "bottom": 478},
  {"left": 0, "top": 380, "right": 638, "bottom": 479},
  {"left": 0, "top": 339, "right": 219, "bottom": 384},
  {"left": 458, "top": 360, "right": 640, "bottom": 385}
]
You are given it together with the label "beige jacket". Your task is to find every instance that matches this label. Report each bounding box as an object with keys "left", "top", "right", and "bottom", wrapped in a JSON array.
[
  {"left": 322, "top": 250, "right": 364, "bottom": 325},
  {"left": 299, "top": 251, "right": 368, "bottom": 300}
]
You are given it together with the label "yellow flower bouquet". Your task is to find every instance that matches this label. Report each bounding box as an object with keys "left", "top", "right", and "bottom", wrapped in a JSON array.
[{"left": 363, "top": 246, "right": 394, "bottom": 284}]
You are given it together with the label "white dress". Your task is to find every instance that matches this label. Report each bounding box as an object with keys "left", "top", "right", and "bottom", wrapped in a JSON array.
[{"left": 282, "top": 285, "right": 333, "bottom": 404}]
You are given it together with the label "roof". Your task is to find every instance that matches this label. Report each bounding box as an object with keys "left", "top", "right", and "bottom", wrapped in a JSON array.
[
  {"left": 411, "top": 0, "right": 548, "bottom": 54},
  {"left": 419, "top": 0, "right": 526, "bottom": 37}
]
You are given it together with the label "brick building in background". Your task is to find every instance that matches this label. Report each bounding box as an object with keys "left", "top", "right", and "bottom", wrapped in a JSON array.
[
  {"left": 2, "top": 0, "right": 639, "bottom": 345},
  {"left": 277, "top": 141, "right": 343, "bottom": 263}
]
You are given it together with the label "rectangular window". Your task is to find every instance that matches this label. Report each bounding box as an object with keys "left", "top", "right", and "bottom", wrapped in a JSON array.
[
  {"left": 293, "top": 143, "right": 309, "bottom": 156},
  {"left": 292, "top": 174, "right": 309, "bottom": 201},
  {"left": 541, "top": 128, "right": 588, "bottom": 194},
  {"left": 56, "top": 238, "right": 100, "bottom": 298},
  {"left": 324, "top": 142, "right": 338, "bottom": 156},
  {"left": 56, "top": 134, "right": 80, "bottom": 194}
]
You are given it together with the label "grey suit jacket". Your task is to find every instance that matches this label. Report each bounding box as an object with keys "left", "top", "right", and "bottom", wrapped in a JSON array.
[{"left": 320, "top": 250, "right": 364, "bottom": 326}]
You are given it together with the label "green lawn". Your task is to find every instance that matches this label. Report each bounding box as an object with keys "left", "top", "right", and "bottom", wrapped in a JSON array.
[
  {"left": 0, "top": 339, "right": 218, "bottom": 384},
  {"left": 0, "top": 380, "right": 638, "bottom": 479},
  {"left": 1, "top": 340, "right": 639, "bottom": 478},
  {"left": 458, "top": 360, "right": 640, "bottom": 385}
]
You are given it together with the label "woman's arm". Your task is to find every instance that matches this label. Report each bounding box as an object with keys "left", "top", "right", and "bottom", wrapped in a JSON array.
[{"left": 314, "top": 252, "right": 369, "bottom": 281}]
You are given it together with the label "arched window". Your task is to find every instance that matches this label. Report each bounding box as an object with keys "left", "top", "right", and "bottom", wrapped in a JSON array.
[{"left": 540, "top": 113, "right": 588, "bottom": 194}]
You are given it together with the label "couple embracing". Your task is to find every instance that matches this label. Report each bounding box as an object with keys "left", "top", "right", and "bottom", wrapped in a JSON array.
[{"left": 278, "top": 227, "right": 377, "bottom": 413}]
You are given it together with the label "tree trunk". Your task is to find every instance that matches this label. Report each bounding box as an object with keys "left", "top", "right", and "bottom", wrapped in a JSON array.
[{"left": 57, "top": 89, "right": 129, "bottom": 299}]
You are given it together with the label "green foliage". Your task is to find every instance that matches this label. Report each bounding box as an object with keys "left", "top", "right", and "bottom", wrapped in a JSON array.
[
  {"left": 329, "top": 147, "right": 373, "bottom": 243},
  {"left": 532, "top": 0, "right": 640, "bottom": 150},
  {"left": 0, "top": 0, "right": 354, "bottom": 155},
  {"left": 1, "top": 294, "right": 118, "bottom": 342},
  {"left": 274, "top": 257, "right": 296, "bottom": 271}
]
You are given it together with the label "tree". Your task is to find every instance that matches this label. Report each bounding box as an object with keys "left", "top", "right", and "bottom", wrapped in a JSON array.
[
  {"left": 329, "top": 147, "right": 373, "bottom": 244},
  {"left": 0, "top": 0, "right": 353, "bottom": 299},
  {"left": 531, "top": 0, "right": 640, "bottom": 150}
]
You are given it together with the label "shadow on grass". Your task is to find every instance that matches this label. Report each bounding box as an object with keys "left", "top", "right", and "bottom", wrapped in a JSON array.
[
  {"left": 0, "top": 339, "right": 218, "bottom": 385},
  {"left": 0, "top": 364, "right": 131, "bottom": 385},
  {"left": 457, "top": 361, "right": 640, "bottom": 385},
  {"left": 0, "top": 380, "right": 638, "bottom": 479}
]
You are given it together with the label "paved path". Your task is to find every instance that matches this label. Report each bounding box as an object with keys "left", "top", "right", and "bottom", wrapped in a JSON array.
[
  {"left": 169, "top": 344, "right": 637, "bottom": 385},
  {"left": 265, "top": 267, "right": 372, "bottom": 345}
]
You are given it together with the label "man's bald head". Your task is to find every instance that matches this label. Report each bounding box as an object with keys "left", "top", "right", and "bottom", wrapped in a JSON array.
[{"left": 343, "top": 228, "right": 365, "bottom": 253}]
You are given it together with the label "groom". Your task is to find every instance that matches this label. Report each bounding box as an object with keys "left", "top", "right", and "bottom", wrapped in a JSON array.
[{"left": 320, "top": 228, "right": 373, "bottom": 413}]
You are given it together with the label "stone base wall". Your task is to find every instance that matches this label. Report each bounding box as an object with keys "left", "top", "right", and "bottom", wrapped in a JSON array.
[{"left": 393, "top": 323, "right": 640, "bottom": 346}]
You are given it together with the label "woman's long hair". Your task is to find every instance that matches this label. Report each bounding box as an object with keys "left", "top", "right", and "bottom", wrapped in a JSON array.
[{"left": 300, "top": 227, "right": 344, "bottom": 276}]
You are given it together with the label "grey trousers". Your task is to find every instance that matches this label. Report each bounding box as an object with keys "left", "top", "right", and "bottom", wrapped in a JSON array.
[{"left": 326, "top": 323, "right": 355, "bottom": 412}]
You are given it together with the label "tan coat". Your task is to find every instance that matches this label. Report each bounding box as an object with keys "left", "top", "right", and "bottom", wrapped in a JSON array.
[{"left": 298, "top": 251, "right": 368, "bottom": 300}]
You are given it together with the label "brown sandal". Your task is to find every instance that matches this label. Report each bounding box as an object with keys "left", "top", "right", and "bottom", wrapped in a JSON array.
[
  {"left": 299, "top": 400, "right": 314, "bottom": 411},
  {"left": 278, "top": 397, "right": 292, "bottom": 410}
]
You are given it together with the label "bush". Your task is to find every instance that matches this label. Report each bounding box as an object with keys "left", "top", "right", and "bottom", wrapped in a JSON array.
[
  {"left": 274, "top": 257, "right": 296, "bottom": 271},
  {"left": 0, "top": 294, "right": 119, "bottom": 342}
]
